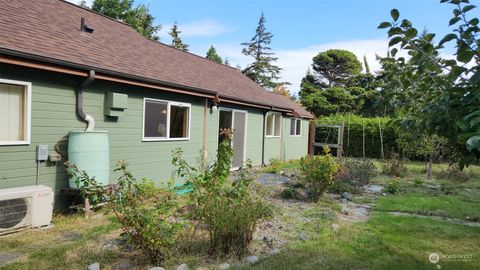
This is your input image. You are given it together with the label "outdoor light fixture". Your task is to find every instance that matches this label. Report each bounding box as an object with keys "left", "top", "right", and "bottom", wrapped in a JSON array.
[{"left": 210, "top": 94, "right": 220, "bottom": 112}]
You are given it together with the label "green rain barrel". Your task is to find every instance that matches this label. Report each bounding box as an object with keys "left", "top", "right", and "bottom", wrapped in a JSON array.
[{"left": 68, "top": 131, "right": 110, "bottom": 188}]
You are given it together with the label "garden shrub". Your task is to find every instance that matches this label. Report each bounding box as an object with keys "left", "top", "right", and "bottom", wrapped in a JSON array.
[
  {"left": 65, "top": 161, "right": 105, "bottom": 207},
  {"left": 336, "top": 158, "right": 377, "bottom": 186},
  {"left": 267, "top": 158, "right": 283, "bottom": 174},
  {"left": 110, "top": 162, "right": 183, "bottom": 264},
  {"left": 438, "top": 164, "right": 470, "bottom": 182},
  {"left": 299, "top": 147, "right": 339, "bottom": 202},
  {"left": 387, "top": 178, "right": 401, "bottom": 194},
  {"left": 382, "top": 153, "right": 408, "bottom": 177},
  {"left": 173, "top": 128, "right": 271, "bottom": 257},
  {"left": 280, "top": 187, "right": 304, "bottom": 200},
  {"left": 413, "top": 177, "right": 424, "bottom": 187},
  {"left": 65, "top": 161, "right": 183, "bottom": 264}
]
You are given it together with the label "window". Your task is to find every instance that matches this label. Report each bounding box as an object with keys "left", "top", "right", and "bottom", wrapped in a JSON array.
[
  {"left": 0, "top": 79, "right": 31, "bottom": 145},
  {"left": 143, "top": 98, "right": 190, "bottom": 141},
  {"left": 290, "top": 118, "right": 302, "bottom": 136},
  {"left": 265, "top": 112, "right": 281, "bottom": 137}
]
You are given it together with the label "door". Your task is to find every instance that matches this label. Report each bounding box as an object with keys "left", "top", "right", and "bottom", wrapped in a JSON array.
[{"left": 218, "top": 109, "right": 247, "bottom": 168}]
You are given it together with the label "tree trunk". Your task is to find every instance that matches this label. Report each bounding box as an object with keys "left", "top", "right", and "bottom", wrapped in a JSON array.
[{"left": 427, "top": 156, "right": 433, "bottom": 180}]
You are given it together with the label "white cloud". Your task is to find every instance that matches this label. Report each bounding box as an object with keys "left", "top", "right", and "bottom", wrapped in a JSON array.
[
  {"left": 276, "top": 39, "right": 391, "bottom": 93},
  {"left": 159, "top": 19, "right": 234, "bottom": 39},
  {"left": 193, "top": 39, "right": 391, "bottom": 94}
]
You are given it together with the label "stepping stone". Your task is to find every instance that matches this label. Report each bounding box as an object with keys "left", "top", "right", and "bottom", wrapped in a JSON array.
[
  {"left": 257, "top": 173, "right": 289, "bottom": 186},
  {"left": 0, "top": 252, "right": 19, "bottom": 266}
]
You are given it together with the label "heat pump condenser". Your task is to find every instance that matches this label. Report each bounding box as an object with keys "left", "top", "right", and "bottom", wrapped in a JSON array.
[{"left": 0, "top": 185, "right": 53, "bottom": 235}]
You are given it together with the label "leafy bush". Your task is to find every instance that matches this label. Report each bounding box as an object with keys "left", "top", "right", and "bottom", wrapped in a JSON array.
[
  {"left": 387, "top": 178, "right": 401, "bottom": 194},
  {"left": 65, "top": 161, "right": 183, "bottom": 264},
  {"left": 65, "top": 161, "right": 105, "bottom": 207},
  {"left": 280, "top": 187, "right": 304, "bottom": 200},
  {"left": 382, "top": 153, "right": 407, "bottom": 177},
  {"left": 173, "top": 129, "right": 271, "bottom": 257},
  {"left": 336, "top": 158, "right": 377, "bottom": 186},
  {"left": 438, "top": 164, "right": 469, "bottom": 182},
  {"left": 413, "top": 177, "right": 424, "bottom": 187},
  {"left": 299, "top": 147, "right": 339, "bottom": 202},
  {"left": 110, "top": 162, "right": 183, "bottom": 263},
  {"left": 266, "top": 158, "right": 283, "bottom": 174}
]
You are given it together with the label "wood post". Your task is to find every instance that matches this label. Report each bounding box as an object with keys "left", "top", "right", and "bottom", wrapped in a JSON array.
[{"left": 308, "top": 120, "right": 315, "bottom": 156}]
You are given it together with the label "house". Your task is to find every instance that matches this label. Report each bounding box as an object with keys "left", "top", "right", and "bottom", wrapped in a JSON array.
[{"left": 0, "top": 0, "right": 314, "bottom": 208}]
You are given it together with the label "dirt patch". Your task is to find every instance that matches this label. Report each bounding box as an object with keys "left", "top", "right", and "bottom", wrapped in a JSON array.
[{"left": 0, "top": 252, "right": 20, "bottom": 266}]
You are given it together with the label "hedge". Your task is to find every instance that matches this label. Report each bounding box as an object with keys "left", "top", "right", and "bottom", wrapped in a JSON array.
[{"left": 315, "top": 115, "right": 397, "bottom": 158}]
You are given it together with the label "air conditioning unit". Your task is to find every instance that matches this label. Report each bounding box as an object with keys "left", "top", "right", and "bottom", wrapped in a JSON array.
[{"left": 0, "top": 185, "right": 53, "bottom": 235}]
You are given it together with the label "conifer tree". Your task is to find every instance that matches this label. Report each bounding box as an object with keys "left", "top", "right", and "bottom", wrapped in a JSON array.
[
  {"left": 169, "top": 22, "right": 189, "bottom": 51},
  {"left": 205, "top": 45, "right": 223, "bottom": 64},
  {"left": 91, "top": 0, "right": 161, "bottom": 40},
  {"left": 363, "top": 55, "right": 371, "bottom": 74},
  {"left": 241, "top": 12, "right": 282, "bottom": 89}
]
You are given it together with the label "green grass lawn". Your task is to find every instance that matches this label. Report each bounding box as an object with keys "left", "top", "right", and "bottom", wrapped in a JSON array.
[
  {"left": 374, "top": 193, "right": 480, "bottom": 220},
  {"left": 241, "top": 213, "right": 480, "bottom": 270}
]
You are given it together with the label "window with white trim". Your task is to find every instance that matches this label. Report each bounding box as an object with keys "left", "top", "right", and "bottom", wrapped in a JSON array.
[
  {"left": 265, "top": 112, "right": 281, "bottom": 137},
  {"left": 143, "top": 98, "right": 190, "bottom": 141},
  {"left": 0, "top": 79, "right": 31, "bottom": 145},
  {"left": 290, "top": 118, "right": 302, "bottom": 136}
]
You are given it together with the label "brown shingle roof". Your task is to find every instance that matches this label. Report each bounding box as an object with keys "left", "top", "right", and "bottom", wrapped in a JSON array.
[{"left": 0, "top": 0, "right": 313, "bottom": 118}]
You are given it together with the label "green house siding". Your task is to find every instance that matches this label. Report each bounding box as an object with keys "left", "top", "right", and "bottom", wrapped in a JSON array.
[
  {"left": 283, "top": 118, "right": 310, "bottom": 160},
  {"left": 214, "top": 104, "right": 264, "bottom": 167},
  {"left": 0, "top": 65, "right": 212, "bottom": 207},
  {"left": 0, "top": 64, "right": 310, "bottom": 209}
]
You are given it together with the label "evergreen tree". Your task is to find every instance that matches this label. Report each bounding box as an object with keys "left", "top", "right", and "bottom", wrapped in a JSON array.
[
  {"left": 311, "top": 49, "right": 362, "bottom": 87},
  {"left": 169, "top": 22, "right": 189, "bottom": 51},
  {"left": 241, "top": 12, "right": 282, "bottom": 89},
  {"left": 205, "top": 45, "right": 223, "bottom": 64},
  {"left": 363, "top": 55, "right": 371, "bottom": 74},
  {"left": 91, "top": 0, "right": 161, "bottom": 40}
]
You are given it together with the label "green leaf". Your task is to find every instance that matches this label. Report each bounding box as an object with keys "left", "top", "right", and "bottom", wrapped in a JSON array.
[
  {"left": 400, "top": 19, "right": 412, "bottom": 28},
  {"left": 462, "top": 5, "right": 476, "bottom": 13},
  {"left": 470, "top": 69, "right": 480, "bottom": 85},
  {"left": 449, "top": 17, "right": 461, "bottom": 26},
  {"left": 389, "top": 36, "right": 403, "bottom": 47},
  {"left": 466, "top": 135, "right": 480, "bottom": 151},
  {"left": 457, "top": 50, "right": 475, "bottom": 63},
  {"left": 378, "top": 22, "right": 392, "bottom": 29},
  {"left": 388, "top": 27, "right": 402, "bottom": 37},
  {"left": 424, "top": 33, "right": 436, "bottom": 42},
  {"left": 405, "top": 28, "right": 418, "bottom": 39},
  {"left": 439, "top": 33, "right": 457, "bottom": 46},
  {"left": 390, "top": 48, "right": 399, "bottom": 57},
  {"left": 470, "top": 18, "right": 479, "bottom": 26},
  {"left": 390, "top": 9, "right": 400, "bottom": 21}
]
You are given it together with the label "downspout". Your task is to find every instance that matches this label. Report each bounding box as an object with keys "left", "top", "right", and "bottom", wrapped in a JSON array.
[
  {"left": 202, "top": 97, "right": 208, "bottom": 171},
  {"left": 76, "top": 70, "right": 96, "bottom": 131},
  {"left": 261, "top": 110, "right": 267, "bottom": 166}
]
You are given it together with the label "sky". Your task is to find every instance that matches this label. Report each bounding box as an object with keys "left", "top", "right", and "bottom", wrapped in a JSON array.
[{"left": 67, "top": 0, "right": 472, "bottom": 93}]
